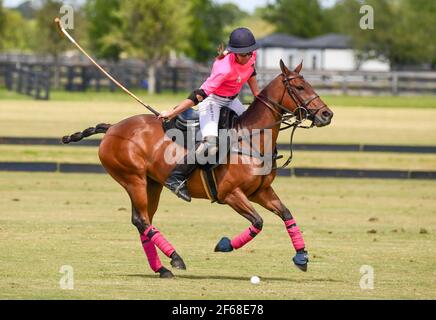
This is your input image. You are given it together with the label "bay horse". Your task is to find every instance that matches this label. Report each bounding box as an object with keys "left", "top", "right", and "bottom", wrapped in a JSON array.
[{"left": 62, "top": 60, "right": 333, "bottom": 278}]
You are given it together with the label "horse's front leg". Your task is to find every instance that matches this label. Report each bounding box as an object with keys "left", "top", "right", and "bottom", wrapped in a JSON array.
[
  {"left": 214, "top": 188, "right": 263, "bottom": 252},
  {"left": 251, "top": 187, "right": 309, "bottom": 272}
]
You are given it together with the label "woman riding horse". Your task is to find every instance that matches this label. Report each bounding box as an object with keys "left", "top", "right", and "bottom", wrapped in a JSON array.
[
  {"left": 62, "top": 32, "right": 333, "bottom": 278},
  {"left": 159, "top": 27, "right": 261, "bottom": 202}
]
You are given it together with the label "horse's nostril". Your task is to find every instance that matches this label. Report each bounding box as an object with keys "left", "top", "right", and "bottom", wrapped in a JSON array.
[{"left": 322, "top": 111, "right": 331, "bottom": 118}]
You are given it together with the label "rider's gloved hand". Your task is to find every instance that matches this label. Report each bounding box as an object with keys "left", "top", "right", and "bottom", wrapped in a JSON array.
[{"left": 158, "top": 110, "right": 175, "bottom": 121}]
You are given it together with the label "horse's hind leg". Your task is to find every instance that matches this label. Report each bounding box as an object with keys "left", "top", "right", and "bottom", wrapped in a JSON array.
[
  {"left": 132, "top": 204, "right": 173, "bottom": 278},
  {"left": 128, "top": 175, "right": 186, "bottom": 278},
  {"left": 250, "top": 186, "right": 308, "bottom": 272},
  {"left": 214, "top": 188, "right": 263, "bottom": 252}
]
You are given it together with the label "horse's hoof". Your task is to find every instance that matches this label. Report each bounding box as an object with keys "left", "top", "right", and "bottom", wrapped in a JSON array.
[
  {"left": 214, "top": 237, "right": 233, "bottom": 252},
  {"left": 293, "top": 250, "right": 309, "bottom": 272},
  {"left": 170, "top": 252, "right": 187, "bottom": 270},
  {"left": 157, "top": 266, "right": 174, "bottom": 278}
]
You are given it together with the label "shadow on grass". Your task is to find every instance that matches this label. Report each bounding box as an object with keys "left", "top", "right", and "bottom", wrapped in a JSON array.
[{"left": 123, "top": 273, "right": 341, "bottom": 283}]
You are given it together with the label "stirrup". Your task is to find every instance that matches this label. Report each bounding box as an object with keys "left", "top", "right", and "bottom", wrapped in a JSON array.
[
  {"left": 174, "top": 179, "right": 187, "bottom": 195},
  {"left": 167, "top": 179, "right": 191, "bottom": 202}
]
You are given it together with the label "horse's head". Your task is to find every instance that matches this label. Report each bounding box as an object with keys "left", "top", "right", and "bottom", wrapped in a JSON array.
[{"left": 264, "top": 60, "right": 333, "bottom": 127}]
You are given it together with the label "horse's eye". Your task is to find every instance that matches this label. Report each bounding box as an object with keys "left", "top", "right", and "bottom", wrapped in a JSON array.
[{"left": 296, "top": 85, "right": 304, "bottom": 90}]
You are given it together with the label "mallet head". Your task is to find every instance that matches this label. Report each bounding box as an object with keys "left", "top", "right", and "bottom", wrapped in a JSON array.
[{"left": 54, "top": 17, "right": 64, "bottom": 37}]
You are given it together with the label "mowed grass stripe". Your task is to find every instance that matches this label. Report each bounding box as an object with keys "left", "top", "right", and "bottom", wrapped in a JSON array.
[
  {"left": 1, "top": 98, "right": 436, "bottom": 145},
  {"left": 2, "top": 88, "right": 436, "bottom": 109}
]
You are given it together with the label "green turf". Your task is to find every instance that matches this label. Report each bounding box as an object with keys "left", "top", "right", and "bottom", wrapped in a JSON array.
[
  {"left": 0, "top": 172, "right": 435, "bottom": 299},
  {"left": 0, "top": 88, "right": 187, "bottom": 103}
]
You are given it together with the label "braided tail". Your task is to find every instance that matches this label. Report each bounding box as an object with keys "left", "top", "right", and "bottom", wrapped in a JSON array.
[{"left": 62, "top": 123, "right": 111, "bottom": 144}]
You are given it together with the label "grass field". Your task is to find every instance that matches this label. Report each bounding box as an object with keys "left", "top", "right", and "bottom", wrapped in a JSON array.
[
  {"left": 1, "top": 91, "right": 435, "bottom": 300},
  {"left": 0, "top": 172, "right": 435, "bottom": 299}
]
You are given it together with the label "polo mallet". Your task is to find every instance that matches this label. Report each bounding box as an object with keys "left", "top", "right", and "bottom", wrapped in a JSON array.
[{"left": 54, "top": 17, "right": 160, "bottom": 116}]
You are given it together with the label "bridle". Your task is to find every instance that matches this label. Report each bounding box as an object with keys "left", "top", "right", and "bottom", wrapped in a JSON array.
[{"left": 253, "top": 72, "right": 327, "bottom": 168}]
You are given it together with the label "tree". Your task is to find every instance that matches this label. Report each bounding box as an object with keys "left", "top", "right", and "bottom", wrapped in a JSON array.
[
  {"left": 35, "top": 0, "right": 70, "bottom": 88},
  {"left": 185, "top": 0, "right": 247, "bottom": 63},
  {"left": 1, "top": 8, "right": 36, "bottom": 51},
  {"left": 236, "top": 7, "right": 275, "bottom": 40},
  {"left": 329, "top": 0, "right": 436, "bottom": 68},
  {"left": 262, "top": 0, "right": 329, "bottom": 38},
  {"left": 396, "top": 0, "right": 436, "bottom": 67},
  {"left": 85, "top": 0, "right": 122, "bottom": 61},
  {"left": 15, "top": 0, "right": 36, "bottom": 19},
  {"left": 0, "top": 0, "right": 5, "bottom": 49},
  {"left": 119, "top": 0, "right": 191, "bottom": 94}
]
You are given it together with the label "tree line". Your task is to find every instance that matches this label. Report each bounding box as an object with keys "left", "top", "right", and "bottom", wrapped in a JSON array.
[{"left": 0, "top": 0, "right": 434, "bottom": 91}]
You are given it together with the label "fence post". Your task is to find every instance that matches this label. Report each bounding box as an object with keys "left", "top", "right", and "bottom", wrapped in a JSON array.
[
  {"left": 65, "top": 66, "right": 74, "bottom": 91},
  {"left": 4, "top": 63, "right": 14, "bottom": 90},
  {"left": 391, "top": 72, "right": 398, "bottom": 95},
  {"left": 341, "top": 74, "right": 348, "bottom": 95},
  {"left": 80, "top": 66, "right": 87, "bottom": 91},
  {"left": 156, "top": 67, "right": 161, "bottom": 94},
  {"left": 17, "top": 68, "right": 23, "bottom": 94},
  {"left": 171, "top": 67, "right": 178, "bottom": 93},
  {"left": 34, "top": 71, "right": 39, "bottom": 99}
]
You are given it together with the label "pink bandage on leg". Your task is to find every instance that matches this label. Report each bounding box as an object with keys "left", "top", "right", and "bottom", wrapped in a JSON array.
[
  {"left": 285, "top": 219, "right": 305, "bottom": 251},
  {"left": 140, "top": 234, "right": 162, "bottom": 272},
  {"left": 144, "top": 225, "right": 176, "bottom": 258},
  {"left": 230, "top": 225, "right": 262, "bottom": 250}
]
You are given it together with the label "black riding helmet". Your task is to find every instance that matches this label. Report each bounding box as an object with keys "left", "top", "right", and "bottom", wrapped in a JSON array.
[{"left": 227, "top": 27, "right": 259, "bottom": 54}]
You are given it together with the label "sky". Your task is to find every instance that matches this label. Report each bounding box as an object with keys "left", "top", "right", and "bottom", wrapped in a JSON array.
[{"left": 4, "top": 0, "right": 338, "bottom": 11}]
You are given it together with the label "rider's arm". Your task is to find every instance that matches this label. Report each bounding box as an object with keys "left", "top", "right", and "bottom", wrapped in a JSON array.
[
  {"left": 247, "top": 72, "right": 260, "bottom": 97},
  {"left": 158, "top": 89, "right": 208, "bottom": 120}
]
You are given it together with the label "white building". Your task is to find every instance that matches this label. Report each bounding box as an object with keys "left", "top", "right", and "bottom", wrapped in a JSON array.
[{"left": 256, "top": 33, "right": 390, "bottom": 72}]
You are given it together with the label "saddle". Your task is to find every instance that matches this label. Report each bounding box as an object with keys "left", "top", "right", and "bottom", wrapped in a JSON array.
[
  {"left": 162, "top": 107, "right": 239, "bottom": 203},
  {"left": 163, "top": 107, "right": 237, "bottom": 144}
]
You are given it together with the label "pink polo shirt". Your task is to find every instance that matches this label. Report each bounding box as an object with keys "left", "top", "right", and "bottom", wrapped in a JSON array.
[{"left": 200, "top": 51, "right": 257, "bottom": 97}]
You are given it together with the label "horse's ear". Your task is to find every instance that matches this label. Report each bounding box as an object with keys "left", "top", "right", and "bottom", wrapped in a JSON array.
[
  {"left": 294, "top": 60, "right": 303, "bottom": 74},
  {"left": 279, "top": 59, "right": 290, "bottom": 75}
]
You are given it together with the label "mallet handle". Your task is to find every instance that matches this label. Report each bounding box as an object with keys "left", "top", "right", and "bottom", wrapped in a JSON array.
[{"left": 54, "top": 17, "right": 160, "bottom": 116}]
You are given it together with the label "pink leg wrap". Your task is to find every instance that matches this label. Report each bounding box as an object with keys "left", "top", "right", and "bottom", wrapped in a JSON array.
[
  {"left": 285, "top": 219, "right": 305, "bottom": 250},
  {"left": 140, "top": 234, "right": 162, "bottom": 272},
  {"left": 230, "top": 225, "right": 262, "bottom": 250},
  {"left": 144, "top": 225, "right": 175, "bottom": 258}
]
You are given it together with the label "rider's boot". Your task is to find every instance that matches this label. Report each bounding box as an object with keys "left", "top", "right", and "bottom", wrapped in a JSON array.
[{"left": 164, "top": 136, "right": 218, "bottom": 202}]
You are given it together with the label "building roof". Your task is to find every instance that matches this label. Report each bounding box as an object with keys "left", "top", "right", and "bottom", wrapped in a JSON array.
[
  {"left": 257, "top": 33, "right": 351, "bottom": 49},
  {"left": 257, "top": 33, "right": 304, "bottom": 49}
]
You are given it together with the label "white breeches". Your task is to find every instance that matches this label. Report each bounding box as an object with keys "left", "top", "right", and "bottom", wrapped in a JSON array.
[{"left": 198, "top": 94, "right": 245, "bottom": 138}]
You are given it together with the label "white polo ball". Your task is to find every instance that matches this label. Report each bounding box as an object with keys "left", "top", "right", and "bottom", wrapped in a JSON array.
[{"left": 250, "top": 276, "right": 260, "bottom": 284}]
